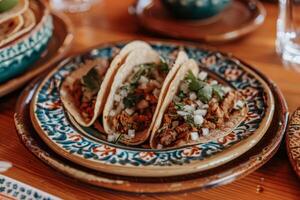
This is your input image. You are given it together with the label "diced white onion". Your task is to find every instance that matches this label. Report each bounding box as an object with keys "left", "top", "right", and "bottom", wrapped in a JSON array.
[
  {"left": 120, "top": 89, "right": 128, "bottom": 97},
  {"left": 194, "top": 109, "right": 207, "bottom": 116},
  {"left": 210, "top": 80, "right": 218, "bottom": 85},
  {"left": 125, "top": 108, "right": 135, "bottom": 115},
  {"left": 196, "top": 100, "right": 204, "bottom": 108},
  {"left": 194, "top": 115, "right": 204, "bottom": 125},
  {"left": 172, "top": 121, "right": 179, "bottom": 128},
  {"left": 114, "top": 94, "right": 121, "bottom": 102},
  {"left": 183, "top": 105, "right": 195, "bottom": 113},
  {"left": 198, "top": 71, "right": 208, "bottom": 81},
  {"left": 189, "top": 92, "right": 197, "bottom": 100},
  {"left": 139, "top": 75, "right": 149, "bottom": 84},
  {"left": 190, "top": 132, "right": 199, "bottom": 141},
  {"left": 222, "top": 86, "right": 232, "bottom": 94},
  {"left": 107, "top": 134, "right": 115, "bottom": 142},
  {"left": 177, "top": 111, "right": 189, "bottom": 116},
  {"left": 109, "top": 110, "right": 116, "bottom": 117},
  {"left": 153, "top": 88, "right": 160, "bottom": 98},
  {"left": 234, "top": 100, "right": 244, "bottom": 109},
  {"left": 128, "top": 129, "right": 135, "bottom": 138},
  {"left": 202, "top": 128, "right": 209, "bottom": 136},
  {"left": 202, "top": 104, "right": 209, "bottom": 109},
  {"left": 180, "top": 82, "right": 189, "bottom": 94}
]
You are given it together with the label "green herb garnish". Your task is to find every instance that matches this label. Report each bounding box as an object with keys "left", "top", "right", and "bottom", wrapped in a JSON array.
[
  {"left": 184, "top": 70, "right": 226, "bottom": 103},
  {"left": 186, "top": 71, "right": 205, "bottom": 92},
  {"left": 185, "top": 115, "right": 194, "bottom": 125},
  {"left": 82, "top": 67, "right": 102, "bottom": 92},
  {"left": 114, "top": 134, "right": 123, "bottom": 144},
  {"left": 212, "top": 85, "right": 225, "bottom": 101},
  {"left": 130, "top": 63, "right": 154, "bottom": 86},
  {"left": 159, "top": 61, "right": 170, "bottom": 73},
  {"left": 123, "top": 94, "right": 143, "bottom": 108},
  {"left": 174, "top": 102, "right": 184, "bottom": 110},
  {"left": 197, "top": 85, "right": 212, "bottom": 103},
  {"left": 178, "top": 90, "right": 186, "bottom": 99}
]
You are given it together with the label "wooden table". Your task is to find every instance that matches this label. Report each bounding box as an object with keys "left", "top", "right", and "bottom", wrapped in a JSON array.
[{"left": 1, "top": 1, "right": 300, "bottom": 199}]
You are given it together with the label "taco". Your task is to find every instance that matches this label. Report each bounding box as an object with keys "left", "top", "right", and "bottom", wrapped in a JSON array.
[
  {"left": 102, "top": 48, "right": 189, "bottom": 145},
  {"left": 0, "top": 9, "right": 35, "bottom": 48},
  {"left": 0, "top": 15, "right": 24, "bottom": 40},
  {"left": 150, "top": 59, "right": 247, "bottom": 149},
  {"left": 60, "top": 41, "right": 153, "bottom": 127},
  {"left": 0, "top": 0, "right": 28, "bottom": 24}
]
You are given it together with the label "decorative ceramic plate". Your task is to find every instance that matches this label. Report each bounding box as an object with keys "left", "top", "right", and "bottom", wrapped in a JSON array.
[
  {"left": 29, "top": 41, "right": 274, "bottom": 177},
  {"left": 134, "top": 0, "right": 266, "bottom": 42},
  {"left": 286, "top": 108, "right": 300, "bottom": 177},
  {"left": 0, "top": 12, "right": 73, "bottom": 97},
  {"left": 14, "top": 72, "right": 287, "bottom": 193}
]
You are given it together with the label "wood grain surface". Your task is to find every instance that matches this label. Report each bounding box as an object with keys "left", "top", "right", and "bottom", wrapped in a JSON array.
[{"left": 1, "top": 0, "right": 300, "bottom": 199}]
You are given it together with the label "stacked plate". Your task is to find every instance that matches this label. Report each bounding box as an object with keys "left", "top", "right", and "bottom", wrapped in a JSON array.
[
  {"left": 0, "top": 0, "right": 73, "bottom": 97},
  {"left": 14, "top": 40, "right": 288, "bottom": 193}
]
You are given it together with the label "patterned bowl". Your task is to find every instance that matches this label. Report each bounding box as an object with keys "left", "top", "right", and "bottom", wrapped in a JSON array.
[
  {"left": 0, "top": 0, "right": 53, "bottom": 83},
  {"left": 161, "top": 0, "right": 231, "bottom": 20}
]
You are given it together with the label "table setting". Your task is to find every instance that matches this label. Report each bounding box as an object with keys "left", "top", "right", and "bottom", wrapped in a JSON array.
[{"left": 0, "top": 0, "right": 300, "bottom": 199}]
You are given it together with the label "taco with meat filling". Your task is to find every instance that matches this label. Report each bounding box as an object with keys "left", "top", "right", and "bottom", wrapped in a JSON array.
[
  {"left": 150, "top": 59, "right": 248, "bottom": 149},
  {"left": 0, "top": 9, "right": 35, "bottom": 47},
  {"left": 60, "top": 41, "right": 153, "bottom": 127},
  {"left": 102, "top": 48, "right": 189, "bottom": 145}
]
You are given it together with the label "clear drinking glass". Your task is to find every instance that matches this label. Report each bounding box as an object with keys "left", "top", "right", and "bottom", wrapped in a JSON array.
[
  {"left": 50, "top": 0, "right": 97, "bottom": 13},
  {"left": 276, "top": 0, "right": 300, "bottom": 68}
]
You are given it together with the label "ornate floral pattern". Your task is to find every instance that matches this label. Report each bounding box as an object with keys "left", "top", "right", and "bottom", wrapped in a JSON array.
[
  {"left": 32, "top": 43, "right": 272, "bottom": 168},
  {"left": 0, "top": 174, "right": 60, "bottom": 200}
]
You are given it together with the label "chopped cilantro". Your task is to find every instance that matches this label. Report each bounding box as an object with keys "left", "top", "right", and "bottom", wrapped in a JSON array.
[
  {"left": 123, "top": 94, "right": 143, "bottom": 108},
  {"left": 159, "top": 61, "right": 169, "bottom": 73},
  {"left": 131, "top": 63, "right": 154, "bottom": 85},
  {"left": 197, "top": 85, "right": 212, "bottom": 103},
  {"left": 185, "top": 115, "right": 194, "bottom": 125},
  {"left": 174, "top": 102, "right": 184, "bottom": 110},
  {"left": 82, "top": 67, "right": 102, "bottom": 92},
  {"left": 178, "top": 90, "right": 186, "bottom": 99},
  {"left": 114, "top": 134, "right": 123, "bottom": 144},
  {"left": 185, "top": 71, "right": 205, "bottom": 92},
  {"left": 212, "top": 85, "right": 225, "bottom": 101}
]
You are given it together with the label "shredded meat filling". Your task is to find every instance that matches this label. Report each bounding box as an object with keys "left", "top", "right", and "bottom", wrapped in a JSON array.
[
  {"left": 157, "top": 91, "right": 242, "bottom": 147},
  {"left": 72, "top": 80, "right": 96, "bottom": 121}
]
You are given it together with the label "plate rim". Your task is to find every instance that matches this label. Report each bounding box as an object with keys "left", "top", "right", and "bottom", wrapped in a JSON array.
[{"left": 29, "top": 40, "right": 274, "bottom": 177}]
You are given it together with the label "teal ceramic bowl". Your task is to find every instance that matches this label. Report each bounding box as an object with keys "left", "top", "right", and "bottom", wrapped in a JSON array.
[
  {"left": 161, "top": 0, "right": 231, "bottom": 20},
  {"left": 0, "top": 0, "right": 53, "bottom": 83}
]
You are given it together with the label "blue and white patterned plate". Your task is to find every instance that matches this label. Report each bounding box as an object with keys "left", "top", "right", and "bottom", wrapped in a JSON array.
[
  {"left": 30, "top": 41, "right": 274, "bottom": 177},
  {"left": 0, "top": 174, "right": 60, "bottom": 200}
]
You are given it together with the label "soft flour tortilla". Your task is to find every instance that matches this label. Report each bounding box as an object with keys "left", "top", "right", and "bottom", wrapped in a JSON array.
[
  {"left": 0, "top": 9, "right": 35, "bottom": 48},
  {"left": 150, "top": 59, "right": 247, "bottom": 149},
  {"left": 102, "top": 50, "right": 189, "bottom": 145},
  {"left": 60, "top": 41, "right": 152, "bottom": 127},
  {"left": 0, "top": 0, "right": 28, "bottom": 24},
  {"left": 0, "top": 15, "right": 24, "bottom": 39}
]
